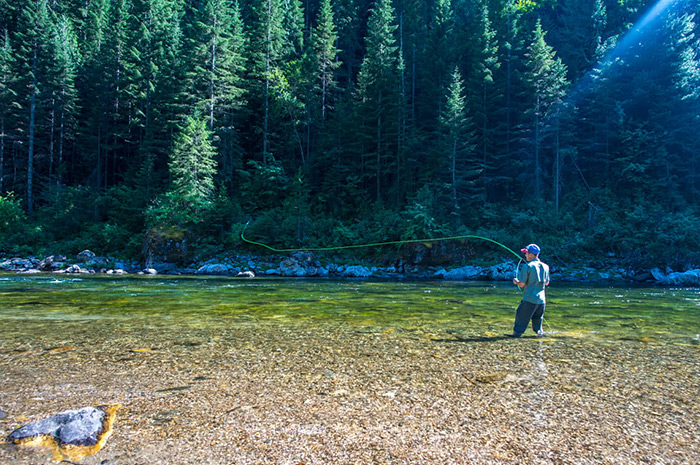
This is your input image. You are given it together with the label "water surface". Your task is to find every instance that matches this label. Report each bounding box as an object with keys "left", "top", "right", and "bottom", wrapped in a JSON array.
[
  {"left": 1, "top": 273, "right": 698, "bottom": 342},
  {"left": 1, "top": 273, "right": 699, "bottom": 464}
]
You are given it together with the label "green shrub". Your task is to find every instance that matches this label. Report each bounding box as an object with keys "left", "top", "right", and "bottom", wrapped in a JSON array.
[{"left": 0, "top": 192, "right": 27, "bottom": 234}]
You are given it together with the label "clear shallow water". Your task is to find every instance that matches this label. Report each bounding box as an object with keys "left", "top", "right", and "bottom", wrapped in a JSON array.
[
  {"left": 1, "top": 273, "right": 699, "bottom": 464},
  {"left": 1, "top": 273, "right": 699, "bottom": 345}
]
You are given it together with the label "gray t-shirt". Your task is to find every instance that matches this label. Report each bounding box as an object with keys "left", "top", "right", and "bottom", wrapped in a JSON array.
[{"left": 518, "top": 258, "right": 550, "bottom": 304}]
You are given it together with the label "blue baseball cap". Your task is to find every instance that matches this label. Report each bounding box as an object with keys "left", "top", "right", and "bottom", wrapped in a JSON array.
[{"left": 521, "top": 244, "right": 541, "bottom": 255}]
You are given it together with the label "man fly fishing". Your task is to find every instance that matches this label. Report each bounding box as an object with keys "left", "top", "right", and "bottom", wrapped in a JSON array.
[{"left": 508, "top": 243, "right": 550, "bottom": 338}]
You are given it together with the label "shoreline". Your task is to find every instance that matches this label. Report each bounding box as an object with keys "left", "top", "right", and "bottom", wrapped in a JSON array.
[{"left": 1, "top": 251, "right": 698, "bottom": 285}]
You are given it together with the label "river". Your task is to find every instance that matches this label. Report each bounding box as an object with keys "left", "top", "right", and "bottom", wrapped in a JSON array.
[{"left": 1, "top": 274, "right": 699, "bottom": 463}]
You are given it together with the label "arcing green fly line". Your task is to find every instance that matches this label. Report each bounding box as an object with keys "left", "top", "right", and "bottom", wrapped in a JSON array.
[
  {"left": 240, "top": 222, "right": 554, "bottom": 332},
  {"left": 240, "top": 221, "right": 522, "bottom": 261}
]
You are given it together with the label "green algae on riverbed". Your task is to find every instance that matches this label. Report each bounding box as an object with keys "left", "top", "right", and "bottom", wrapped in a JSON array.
[{"left": 0, "top": 274, "right": 699, "bottom": 464}]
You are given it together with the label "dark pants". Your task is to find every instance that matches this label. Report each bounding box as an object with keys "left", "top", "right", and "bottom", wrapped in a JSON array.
[{"left": 513, "top": 300, "right": 545, "bottom": 336}]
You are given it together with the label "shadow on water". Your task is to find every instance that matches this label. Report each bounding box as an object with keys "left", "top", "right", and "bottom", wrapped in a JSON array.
[
  {"left": 432, "top": 335, "right": 512, "bottom": 343},
  {"left": 431, "top": 334, "right": 578, "bottom": 343}
]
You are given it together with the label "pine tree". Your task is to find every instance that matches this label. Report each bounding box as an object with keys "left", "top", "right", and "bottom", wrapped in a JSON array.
[
  {"left": 247, "top": 0, "right": 285, "bottom": 160},
  {"left": 492, "top": 0, "right": 525, "bottom": 198},
  {"left": 657, "top": 5, "right": 700, "bottom": 205},
  {"left": 420, "top": 0, "right": 454, "bottom": 125},
  {"left": 191, "top": 0, "right": 247, "bottom": 132},
  {"left": 167, "top": 114, "right": 217, "bottom": 223},
  {"left": 523, "top": 19, "right": 568, "bottom": 200},
  {"left": 469, "top": 4, "right": 503, "bottom": 201},
  {"left": 50, "top": 14, "right": 79, "bottom": 187},
  {"left": 0, "top": 28, "right": 18, "bottom": 194},
  {"left": 439, "top": 67, "right": 480, "bottom": 217},
  {"left": 101, "top": 0, "right": 132, "bottom": 187},
  {"left": 127, "top": 0, "right": 186, "bottom": 199},
  {"left": 355, "top": 0, "right": 400, "bottom": 202},
  {"left": 558, "top": 0, "right": 606, "bottom": 80},
  {"left": 15, "top": 0, "right": 54, "bottom": 216},
  {"left": 312, "top": 0, "right": 340, "bottom": 123},
  {"left": 281, "top": 0, "right": 305, "bottom": 60},
  {"left": 334, "top": 0, "right": 362, "bottom": 90}
]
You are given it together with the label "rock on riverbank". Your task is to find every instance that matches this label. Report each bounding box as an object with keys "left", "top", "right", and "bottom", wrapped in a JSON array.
[
  {"left": 0, "top": 250, "right": 695, "bottom": 285},
  {"left": 6, "top": 404, "right": 120, "bottom": 462}
]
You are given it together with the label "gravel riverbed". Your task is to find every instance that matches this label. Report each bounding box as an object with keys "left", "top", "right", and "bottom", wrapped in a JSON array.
[{"left": 1, "top": 318, "right": 699, "bottom": 464}]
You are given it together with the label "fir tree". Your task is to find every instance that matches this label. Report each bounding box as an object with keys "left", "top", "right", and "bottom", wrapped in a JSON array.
[
  {"left": 523, "top": 19, "right": 568, "bottom": 200},
  {"left": 50, "top": 14, "right": 80, "bottom": 187},
  {"left": 469, "top": 4, "right": 503, "bottom": 201},
  {"left": 247, "top": 0, "right": 286, "bottom": 161},
  {"left": 420, "top": 0, "right": 454, "bottom": 125},
  {"left": 439, "top": 66, "right": 480, "bottom": 217},
  {"left": 0, "top": 28, "right": 18, "bottom": 194},
  {"left": 312, "top": 0, "right": 340, "bottom": 122},
  {"left": 167, "top": 114, "right": 217, "bottom": 223},
  {"left": 355, "top": 0, "right": 400, "bottom": 202},
  {"left": 192, "top": 0, "right": 247, "bottom": 132},
  {"left": 15, "top": 0, "right": 54, "bottom": 216}
]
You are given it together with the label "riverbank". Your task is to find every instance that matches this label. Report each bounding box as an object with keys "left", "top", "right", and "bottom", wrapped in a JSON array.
[{"left": 2, "top": 250, "right": 700, "bottom": 285}]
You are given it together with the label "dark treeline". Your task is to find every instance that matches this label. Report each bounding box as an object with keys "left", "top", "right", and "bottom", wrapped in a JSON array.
[{"left": 0, "top": 0, "right": 699, "bottom": 268}]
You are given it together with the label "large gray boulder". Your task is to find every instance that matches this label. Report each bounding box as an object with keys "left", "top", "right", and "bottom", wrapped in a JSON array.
[
  {"left": 341, "top": 265, "right": 373, "bottom": 277},
  {"left": 486, "top": 262, "right": 517, "bottom": 281},
  {"left": 280, "top": 252, "right": 321, "bottom": 277},
  {"left": 6, "top": 405, "right": 120, "bottom": 461},
  {"left": 77, "top": 250, "right": 96, "bottom": 263},
  {"left": 196, "top": 264, "right": 229, "bottom": 275},
  {"left": 39, "top": 255, "right": 66, "bottom": 271},
  {"left": 0, "top": 258, "right": 39, "bottom": 271},
  {"left": 659, "top": 269, "right": 700, "bottom": 286},
  {"left": 439, "top": 265, "right": 483, "bottom": 280}
]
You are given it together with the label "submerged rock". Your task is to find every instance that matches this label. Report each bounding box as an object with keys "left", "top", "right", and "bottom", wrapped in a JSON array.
[{"left": 6, "top": 404, "right": 120, "bottom": 462}]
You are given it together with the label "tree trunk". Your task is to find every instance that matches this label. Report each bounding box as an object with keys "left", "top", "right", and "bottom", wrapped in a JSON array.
[
  {"left": 49, "top": 99, "right": 55, "bottom": 182},
  {"left": 534, "top": 96, "right": 541, "bottom": 199},
  {"left": 0, "top": 117, "right": 5, "bottom": 193},
  {"left": 452, "top": 136, "right": 457, "bottom": 206},
  {"left": 209, "top": 13, "right": 217, "bottom": 132},
  {"left": 59, "top": 88, "right": 65, "bottom": 188},
  {"left": 27, "top": 45, "right": 37, "bottom": 217},
  {"left": 555, "top": 122, "right": 560, "bottom": 212},
  {"left": 376, "top": 89, "right": 382, "bottom": 202},
  {"left": 263, "top": 0, "right": 271, "bottom": 160}
]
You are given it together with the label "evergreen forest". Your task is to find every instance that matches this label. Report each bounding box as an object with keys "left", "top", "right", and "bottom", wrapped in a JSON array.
[{"left": 0, "top": 0, "right": 699, "bottom": 269}]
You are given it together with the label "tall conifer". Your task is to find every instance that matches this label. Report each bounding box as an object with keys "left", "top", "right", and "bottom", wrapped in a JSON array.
[
  {"left": 523, "top": 20, "right": 568, "bottom": 200},
  {"left": 0, "top": 28, "right": 17, "bottom": 193},
  {"left": 356, "top": 0, "right": 399, "bottom": 202}
]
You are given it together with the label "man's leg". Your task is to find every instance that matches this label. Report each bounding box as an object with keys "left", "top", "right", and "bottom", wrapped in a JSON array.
[
  {"left": 531, "top": 303, "right": 545, "bottom": 333},
  {"left": 513, "top": 301, "right": 537, "bottom": 336}
]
